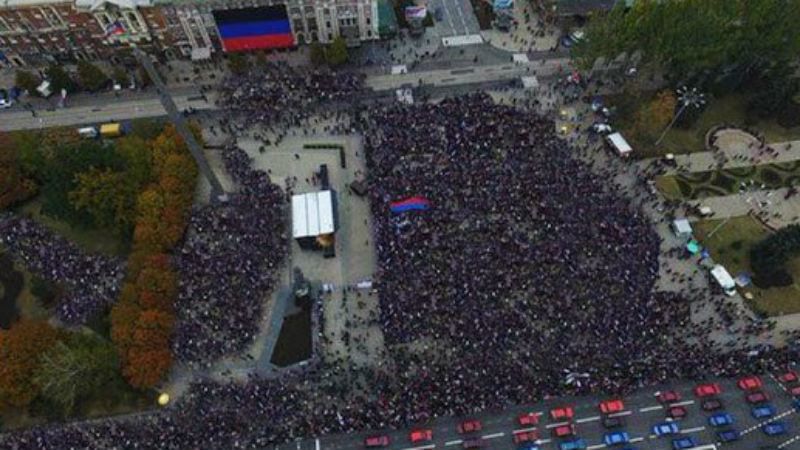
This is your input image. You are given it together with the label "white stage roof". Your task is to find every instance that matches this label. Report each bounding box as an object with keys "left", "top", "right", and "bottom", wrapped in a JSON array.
[{"left": 292, "top": 191, "right": 335, "bottom": 239}]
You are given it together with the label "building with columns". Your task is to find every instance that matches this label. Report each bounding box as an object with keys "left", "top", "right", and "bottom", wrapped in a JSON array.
[{"left": 0, "top": 0, "right": 383, "bottom": 67}]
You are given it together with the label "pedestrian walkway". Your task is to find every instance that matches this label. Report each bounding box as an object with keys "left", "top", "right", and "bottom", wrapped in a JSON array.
[{"left": 480, "top": 1, "right": 558, "bottom": 53}]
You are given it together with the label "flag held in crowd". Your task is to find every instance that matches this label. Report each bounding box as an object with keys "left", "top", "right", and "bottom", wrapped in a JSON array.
[{"left": 390, "top": 196, "right": 430, "bottom": 213}]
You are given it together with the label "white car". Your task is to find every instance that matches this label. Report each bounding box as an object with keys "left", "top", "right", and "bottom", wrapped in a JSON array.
[{"left": 0, "top": 98, "right": 13, "bottom": 109}]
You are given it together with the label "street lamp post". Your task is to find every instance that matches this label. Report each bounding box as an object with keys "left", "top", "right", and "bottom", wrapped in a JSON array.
[{"left": 655, "top": 85, "right": 706, "bottom": 147}]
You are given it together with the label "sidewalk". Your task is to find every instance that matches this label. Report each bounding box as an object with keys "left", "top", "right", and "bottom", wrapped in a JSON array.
[{"left": 480, "top": 1, "right": 558, "bottom": 53}]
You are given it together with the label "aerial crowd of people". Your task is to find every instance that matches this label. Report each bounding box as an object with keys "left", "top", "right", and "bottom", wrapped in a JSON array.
[
  {"left": 0, "top": 213, "right": 124, "bottom": 325},
  {"left": 1, "top": 63, "right": 798, "bottom": 449}
]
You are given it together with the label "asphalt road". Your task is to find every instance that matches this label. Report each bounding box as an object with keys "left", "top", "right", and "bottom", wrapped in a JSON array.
[
  {"left": 274, "top": 373, "right": 800, "bottom": 450},
  {"left": 429, "top": 0, "right": 480, "bottom": 37}
]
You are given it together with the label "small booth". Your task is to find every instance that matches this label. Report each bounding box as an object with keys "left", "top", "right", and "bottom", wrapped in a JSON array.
[
  {"left": 605, "top": 132, "right": 632, "bottom": 157},
  {"left": 292, "top": 190, "right": 337, "bottom": 251},
  {"left": 672, "top": 218, "right": 693, "bottom": 238}
]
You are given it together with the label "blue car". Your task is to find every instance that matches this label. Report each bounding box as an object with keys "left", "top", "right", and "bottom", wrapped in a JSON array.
[
  {"left": 518, "top": 445, "right": 540, "bottom": 450},
  {"left": 708, "top": 412, "right": 734, "bottom": 427},
  {"left": 653, "top": 422, "right": 680, "bottom": 436},
  {"left": 560, "top": 439, "right": 587, "bottom": 450},
  {"left": 672, "top": 437, "right": 697, "bottom": 450},
  {"left": 603, "top": 431, "right": 629, "bottom": 446},
  {"left": 717, "top": 429, "right": 740, "bottom": 442},
  {"left": 794, "top": 398, "right": 800, "bottom": 412},
  {"left": 752, "top": 405, "right": 777, "bottom": 419},
  {"left": 763, "top": 421, "right": 787, "bottom": 436}
]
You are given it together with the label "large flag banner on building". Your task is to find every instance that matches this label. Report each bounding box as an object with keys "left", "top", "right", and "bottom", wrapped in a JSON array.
[
  {"left": 105, "top": 20, "right": 126, "bottom": 37},
  {"left": 404, "top": 6, "right": 427, "bottom": 21},
  {"left": 213, "top": 6, "right": 294, "bottom": 52}
]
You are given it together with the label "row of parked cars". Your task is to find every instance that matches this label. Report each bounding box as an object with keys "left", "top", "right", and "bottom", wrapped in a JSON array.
[{"left": 365, "top": 373, "right": 799, "bottom": 449}]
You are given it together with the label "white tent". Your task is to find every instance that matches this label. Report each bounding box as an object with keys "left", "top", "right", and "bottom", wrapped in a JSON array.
[
  {"left": 606, "top": 132, "right": 633, "bottom": 157},
  {"left": 672, "top": 218, "right": 692, "bottom": 237},
  {"left": 292, "top": 191, "right": 335, "bottom": 239}
]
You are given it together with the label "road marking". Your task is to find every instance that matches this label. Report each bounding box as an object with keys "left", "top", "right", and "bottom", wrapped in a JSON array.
[
  {"left": 535, "top": 438, "right": 552, "bottom": 445},
  {"left": 482, "top": 432, "right": 504, "bottom": 439},
  {"left": 575, "top": 416, "right": 600, "bottom": 424},
  {"left": 401, "top": 445, "right": 435, "bottom": 450},
  {"left": 315, "top": 439, "right": 320, "bottom": 450},
  {"left": 630, "top": 437, "right": 644, "bottom": 443},
  {"left": 587, "top": 445, "right": 605, "bottom": 450},
  {"left": 512, "top": 426, "right": 538, "bottom": 434},
  {"left": 546, "top": 421, "right": 571, "bottom": 429},
  {"left": 779, "top": 434, "right": 800, "bottom": 448},
  {"left": 608, "top": 410, "right": 633, "bottom": 418},
  {"left": 770, "top": 373, "right": 790, "bottom": 393},
  {"left": 444, "top": 440, "right": 462, "bottom": 446},
  {"left": 741, "top": 408, "right": 796, "bottom": 435},
  {"left": 639, "top": 405, "right": 663, "bottom": 412},
  {"left": 672, "top": 400, "right": 695, "bottom": 407},
  {"left": 681, "top": 426, "right": 706, "bottom": 434}
]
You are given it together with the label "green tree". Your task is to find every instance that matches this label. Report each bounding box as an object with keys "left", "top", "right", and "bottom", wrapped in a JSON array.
[
  {"left": 77, "top": 61, "right": 109, "bottom": 92},
  {"left": 45, "top": 64, "right": 74, "bottom": 94},
  {"left": 309, "top": 42, "right": 327, "bottom": 66},
  {"left": 69, "top": 167, "right": 138, "bottom": 234},
  {"left": 111, "top": 66, "right": 129, "bottom": 87},
  {"left": 14, "top": 70, "right": 40, "bottom": 94},
  {"left": 39, "top": 140, "right": 124, "bottom": 227},
  {"left": 325, "top": 36, "right": 349, "bottom": 67},
  {"left": 227, "top": 53, "right": 250, "bottom": 75},
  {"left": 574, "top": 0, "right": 800, "bottom": 82},
  {"left": 34, "top": 332, "right": 119, "bottom": 415}
]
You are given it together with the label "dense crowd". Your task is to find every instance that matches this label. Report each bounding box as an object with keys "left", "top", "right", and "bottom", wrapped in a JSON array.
[
  {"left": 173, "top": 144, "right": 289, "bottom": 364},
  {"left": 217, "top": 62, "right": 364, "bottom": 131},
  {"left": 0, "top": 214, "right": 124, "bottom": 325},
  {"left": 2, "top": 81, "right": 799, "bottom": 449}
]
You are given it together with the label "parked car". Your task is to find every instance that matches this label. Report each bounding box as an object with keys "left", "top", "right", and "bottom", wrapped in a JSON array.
[
  {"left": 364, "top": 435, "right": 390, "bottom": 448},
  {"left": 409, "top": 429, "right": 432, "bottom": 443},
  {"left": 737, "top": 376, "right": 763, "bottom": 391},
  {"left": 717, "top": 429, "right": 740, "bottom": 442},
  {"left": 762, "top": 422, "right": 787, "bottom": 436},
  {"left": 652, "top": 422, "right": 680, "bottom": 437}
]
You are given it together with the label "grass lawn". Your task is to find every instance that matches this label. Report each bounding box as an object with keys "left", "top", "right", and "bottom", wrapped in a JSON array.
[
  {"left": 693, "top": 216, "right": 800, "bottom": 316},
  {"left": 17, "top": 198, "right": 128, "bottom": 257},
  {"left": 655, "top": 175, "right": 683, "bottom": 200},
  {"left": 614, "top": 93, "right": 800, "bottom": 159}
]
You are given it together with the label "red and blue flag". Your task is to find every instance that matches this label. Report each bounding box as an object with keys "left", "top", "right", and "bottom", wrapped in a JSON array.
[
  {"left": 213, "top": 6, "right": 294, "bottom": 52},
  {"left": 390, "top": 196, "right": 431, "bottom": 213}
]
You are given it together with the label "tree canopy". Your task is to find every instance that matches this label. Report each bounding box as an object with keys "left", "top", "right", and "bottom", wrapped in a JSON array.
[
  {"left": 573, "top": 0, "right": 800, "bottom": 79},
  {"left": 77, "top": 61, "right": 109, "bottom": 92},
  {"left": 0, "top": 320, "right": 65, "bottom": 409}
]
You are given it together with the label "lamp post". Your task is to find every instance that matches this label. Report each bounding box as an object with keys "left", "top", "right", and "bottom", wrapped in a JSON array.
[{"left": 655, "top": 85, "right": 706, "bottom": 146}]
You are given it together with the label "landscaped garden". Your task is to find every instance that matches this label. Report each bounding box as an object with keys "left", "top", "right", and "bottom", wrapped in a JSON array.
[
  {"left": 655, "top": 159, "right": 800, "bottom": 200},
  {"left": 693, "top": 216, "right": 800, "bottom": 317}
]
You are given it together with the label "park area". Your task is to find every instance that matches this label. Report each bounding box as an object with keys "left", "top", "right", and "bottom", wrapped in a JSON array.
[
  {"left": 693, "top": 216, "right": 800, "bottom": 317},
  {"left": 0, "top": 119, "right": 199, "bottom": 430},
  {"left": 655, "top": 160, "right": 800, "bottom": 200},
  {"left": 610, "top": 92, "right": 800, "bottom": 159}
]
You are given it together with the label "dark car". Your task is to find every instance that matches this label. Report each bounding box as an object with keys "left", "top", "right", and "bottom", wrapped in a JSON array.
[
  {"left": 702, "top": 399, "right": 723, "bottom": 411},
  {"left": 602, "top": 416, "right": 625, "bottom": 429},
  {"left": 668, "top": 406, "right": 687, "bottom": 419}
]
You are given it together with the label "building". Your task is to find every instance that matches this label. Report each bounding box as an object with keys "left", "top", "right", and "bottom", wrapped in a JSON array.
[{"left": 0, "top": 0, "right": 383, "bottom": 67}]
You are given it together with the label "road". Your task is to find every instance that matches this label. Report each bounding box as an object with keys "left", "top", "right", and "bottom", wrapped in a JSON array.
[{"left": 277, "top": 374, "right": 800, "bottom": 450}]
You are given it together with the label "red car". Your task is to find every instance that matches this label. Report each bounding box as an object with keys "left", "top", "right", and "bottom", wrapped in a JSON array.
[
  {"left": 738, "top": 376, "right": 763, "bottom": 391},
  {"left": 694, "top": 383, "right": 722, "bottom": 397},
  {"left": 599, "top": 399, "right": 625, "bottom": 414},
  {"left": 457, "top": 419, "right": 482, "bottom": 434},
  {"left": 668, "top": 405, "right": 687, "bottom": 419},
  {"left": 779, "top": 371, "right": 799, "bottom": 384},
  {"left": 364, "top": 435, "right": 390, "bottom": 448},
  {"left": 778, "top": 370, "right": 798, "bottom": 384},
  {"left": 791, "top": 386, "right": 800, "bottom": 397},
  {"left": 513, "top": 430, "right": 539, "bottom": 444},
  {"left": 657, "top": 391, "right": 681, "bottom": 404},
  {"left": 550, "top": 406, "right": 574, "bottom": 421},
  {"left": 518, "top": 412, "right": 540, "bottom": 426},
  {"left": 552, "top": 424, "right": 576, "bottom": 438},
  {"left": 746, "top": 391, "right": 769, "bottom": 404},
  {"left": 409, "top": 429, "right": 433, "bottom": 443}
]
